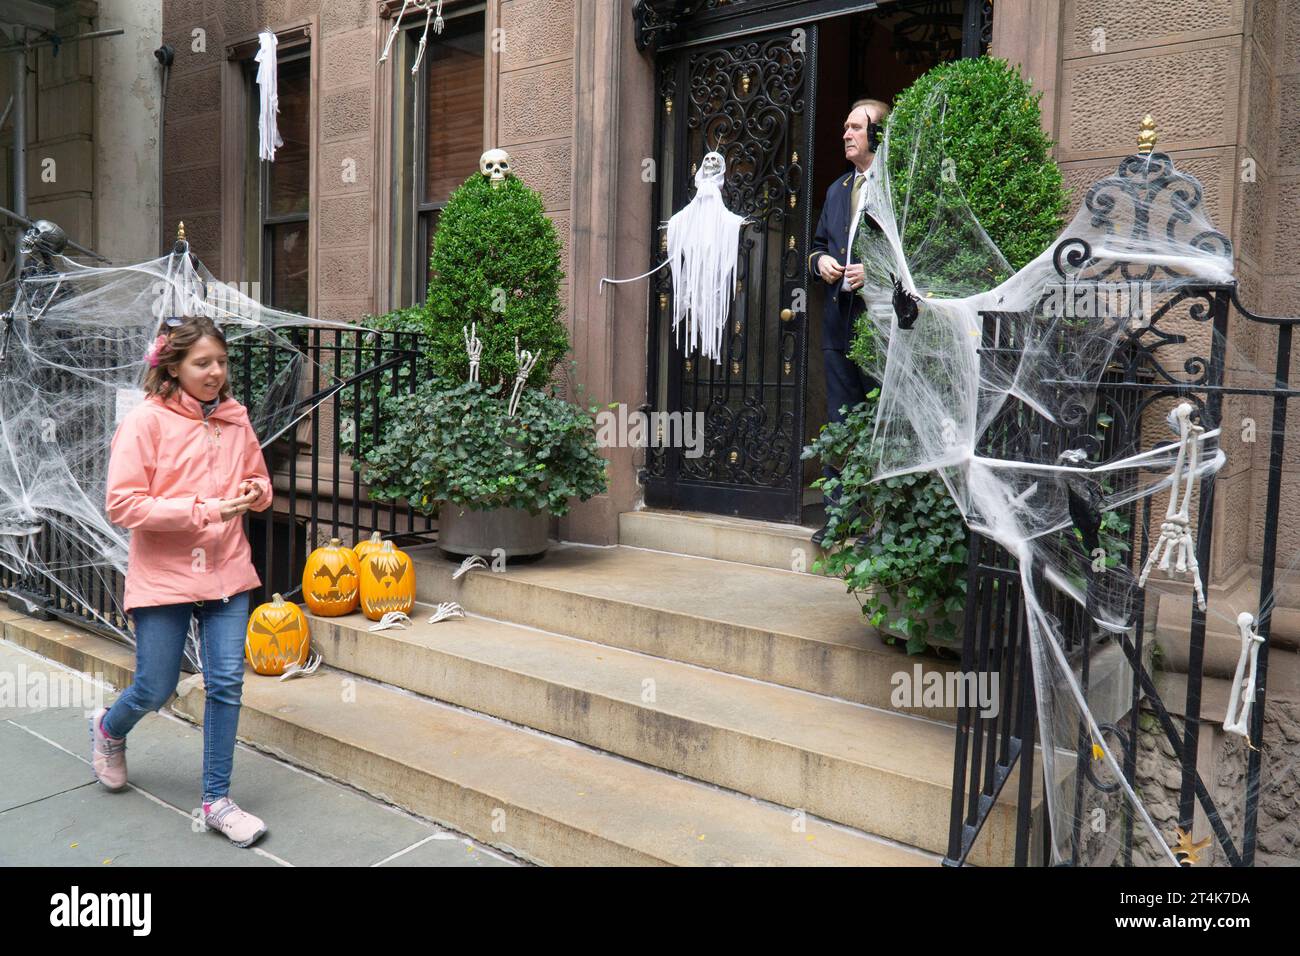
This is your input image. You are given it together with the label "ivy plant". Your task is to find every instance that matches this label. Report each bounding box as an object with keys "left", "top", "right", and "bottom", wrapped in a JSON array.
[
  {"left": 803, "top": 391, "right": 968, "bottom": 653},
  {"left": 360, "top": 376, "right": 608, "bottom": 517}
]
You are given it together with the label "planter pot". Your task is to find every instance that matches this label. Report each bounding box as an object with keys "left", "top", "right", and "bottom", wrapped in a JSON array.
[
  {"left": 438, "top": 503, "right": 550, "bottom": 560},
  {"left": 872, "top": 589, "right": 965, "bottom": 654}
]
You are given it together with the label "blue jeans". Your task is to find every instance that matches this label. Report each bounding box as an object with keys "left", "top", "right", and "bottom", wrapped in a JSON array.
[{"left": 103, "top": 591, "right": 250, "bottom": 804}]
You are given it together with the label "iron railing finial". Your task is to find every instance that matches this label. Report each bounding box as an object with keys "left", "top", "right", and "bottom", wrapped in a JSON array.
[{"left": 1137, "top": 114, "right": 1157, "bottom": 155}]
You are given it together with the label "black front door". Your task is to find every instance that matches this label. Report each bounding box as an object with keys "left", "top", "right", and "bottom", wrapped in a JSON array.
[{"left": 643, "top": 24, "right": 818, "bottom": 522}]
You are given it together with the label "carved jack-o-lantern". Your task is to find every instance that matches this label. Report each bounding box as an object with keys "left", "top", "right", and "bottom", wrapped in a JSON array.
[
  {"left": 359, "top": 540, "right": 415, "bottom": 621},
  {"left": 352, "top": 530, "right": 387, "bottom": 563},
  {"left": 302, "top": 537, "right": 360, "bottom": 616},
  {"left": 245, "top": 593, "right": 311, "bottom": 676}
]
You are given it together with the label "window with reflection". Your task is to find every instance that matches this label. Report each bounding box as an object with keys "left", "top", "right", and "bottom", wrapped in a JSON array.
[
  {"left": 400, "top": 8, "right": 485, "bottom": 305},
  {"left": 245, "top": 48, "right": 310, "bottom": 314}
]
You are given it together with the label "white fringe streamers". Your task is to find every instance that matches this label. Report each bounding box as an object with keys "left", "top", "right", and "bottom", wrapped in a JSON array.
[
  {"left": 254, "top": 31, "right": 283, "bottom": 162},
  {"left": 665, "top": 152, "right": 743, "bottom": 364},
  {"left": 597, "top": 152, "right": 743, "bottom": 365}
]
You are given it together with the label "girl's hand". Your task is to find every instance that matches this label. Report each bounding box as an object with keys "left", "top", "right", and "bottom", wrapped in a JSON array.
[
  {"left": 219, "top": 487, "right": 262, "bottom": 521},
  {"left": 237, "top": 479, "right": 265, "bottom": 503}
]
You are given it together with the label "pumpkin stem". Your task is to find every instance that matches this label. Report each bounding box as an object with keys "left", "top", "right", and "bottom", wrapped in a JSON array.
[{"left": 271, "top": 593, "right": 284, "bottom": 605}]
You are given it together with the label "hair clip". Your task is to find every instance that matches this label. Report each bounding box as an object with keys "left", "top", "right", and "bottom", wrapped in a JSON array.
[{"left": 145, "top": 334, "right": 170, "bottom": 368}]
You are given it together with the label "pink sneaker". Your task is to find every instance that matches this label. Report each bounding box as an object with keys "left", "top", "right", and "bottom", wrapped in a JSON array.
[
  {"left": 203, "top": 797, "right": 268, "bottom": 848},
  {"left": 89, "top": 707, "right": 127, "bottom": 791}
]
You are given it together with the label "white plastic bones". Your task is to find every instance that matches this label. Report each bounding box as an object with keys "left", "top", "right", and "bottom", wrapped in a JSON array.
[
  {"left": 1223, "top": 611, "right": 1265, "bottom": 745},
  {"left": 1138, "top": 402, "right": 1207, "bottom": 611}
]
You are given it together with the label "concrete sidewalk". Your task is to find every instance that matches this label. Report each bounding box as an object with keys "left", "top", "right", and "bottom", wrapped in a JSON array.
[{"left": 0, "top": 638, "right": 518, "bottom": 867}]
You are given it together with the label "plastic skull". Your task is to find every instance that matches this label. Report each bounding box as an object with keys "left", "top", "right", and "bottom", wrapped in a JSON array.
[
  {"left": 19, "top": 219, "right": 68, "bottom": 258},
  {"left": 479, "top": 148, "right": 512, "bottom": 188},
  {"left": 700, "top": 151, "right": 724, "bottom": 177}
]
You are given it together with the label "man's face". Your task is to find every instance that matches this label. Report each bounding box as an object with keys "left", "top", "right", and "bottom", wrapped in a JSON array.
[{"left": 843, "top": 105, "right": 880, "bottom": 169}]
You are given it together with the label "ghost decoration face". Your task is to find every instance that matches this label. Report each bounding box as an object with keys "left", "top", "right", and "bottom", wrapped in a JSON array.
[
  {"left": 480, "top": 149, "right": 512, "bottom": 188},
  {"left": 699, "top": 150, "right": 724, "bottom": 180}
]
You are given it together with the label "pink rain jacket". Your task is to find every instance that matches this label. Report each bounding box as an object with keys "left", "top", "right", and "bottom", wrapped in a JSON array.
[{"left": 105, "top": 388, "right": 273, "bottom": 612}]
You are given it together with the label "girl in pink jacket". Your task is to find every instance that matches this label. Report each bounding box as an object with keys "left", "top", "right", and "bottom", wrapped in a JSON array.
[{"left": 92, "top": 315, "right": 273, "bottom": 849}]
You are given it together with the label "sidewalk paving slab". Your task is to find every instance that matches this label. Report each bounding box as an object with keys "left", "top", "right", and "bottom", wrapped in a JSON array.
[{"left": 0, "top": 639, "right": 516, "bottom": 868}]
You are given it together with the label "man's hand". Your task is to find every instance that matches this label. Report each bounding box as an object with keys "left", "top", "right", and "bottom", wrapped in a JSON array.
[
  {"left": 843, "top": 263, "right": 865, "bottom": 291},
  {"left": 818, "top": 255, "right": 845, "bottom": 284}
]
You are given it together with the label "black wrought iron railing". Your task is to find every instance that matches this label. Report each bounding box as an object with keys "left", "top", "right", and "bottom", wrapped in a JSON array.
[
  {"left": 230, "top": 325, "right": 437, "bottom": 608},
  {"left": 1, "top": 325, "right": 435, "bottom": 651},
  {"left": 946, "top": 144, "right": 1299, "bottom": 864}
]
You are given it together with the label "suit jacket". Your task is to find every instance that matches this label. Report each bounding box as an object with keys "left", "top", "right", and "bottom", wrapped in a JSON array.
[{"left": 809, "top": 170, "right": 873, "bottom": 351}]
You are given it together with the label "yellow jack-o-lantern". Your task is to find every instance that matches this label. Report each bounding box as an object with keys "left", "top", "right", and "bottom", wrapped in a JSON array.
[
  {"left": 359, "top": 540, "right": 415, "bottom": 621},
  {"left": 245, "top": 593, "right": 310, "bottom": 676},
  {"left": 302, "top": 537, "right": 360, "bottom": 616},
  {"left": 352, "top": 530, "right": 387, "bottom": 563}
]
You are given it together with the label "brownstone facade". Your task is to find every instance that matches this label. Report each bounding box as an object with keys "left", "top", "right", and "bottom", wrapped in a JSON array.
[{"left": 160, "top": 1, "right": 1290, "bottom": 561}]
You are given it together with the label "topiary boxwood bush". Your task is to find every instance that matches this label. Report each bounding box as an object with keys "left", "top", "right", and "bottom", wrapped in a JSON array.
[
  {"left": 887, "top": 56, "right": 1066, "bottom": 273},
  {"left": 423, "top": 173, "right": 569, "bottom": 387}
]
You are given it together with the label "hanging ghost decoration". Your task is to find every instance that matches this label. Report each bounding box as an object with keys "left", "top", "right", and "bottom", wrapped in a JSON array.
[
  {"left": 254, "top": 31, "right": 283, "bottom": 162},
  {"left": 665, "top": 152, "right": 744, "bottom": 363},
  {"left": 600, "top": 151, "right": 745, "bottom": 364}
]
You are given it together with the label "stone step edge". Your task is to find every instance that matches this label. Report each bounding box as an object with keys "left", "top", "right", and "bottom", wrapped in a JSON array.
[
  {"left": 618, "top": 509, "right": 824, "bottom": 573},
  {"left": 313, "top": 603, "right": 972, "bottom": 785},
  {"left": 306, "top": 606, "right": 1028, "bottom": 864},
  {"left": 408, "top": 546, "right": 965, "bottom": 715},
  {"left": 360, "top": 596, "right": 961, "bottom": 718},
  {"left": 171, "top": 662, "right": 940, "bottom": 867},
  {"left": 1, "top": 610, "right": 938, "bottom": 866}
]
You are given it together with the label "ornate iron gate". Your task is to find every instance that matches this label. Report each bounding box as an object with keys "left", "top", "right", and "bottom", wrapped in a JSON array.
[
  {"left": 946, "top": 146, "right": 1295, "bottom": 866},
  {"left": 641, "top": 23, "right": 818, "bottom": 521}
]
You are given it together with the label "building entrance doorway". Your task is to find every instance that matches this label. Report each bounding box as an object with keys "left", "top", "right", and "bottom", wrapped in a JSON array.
[{"left": 639, "top": 0, "right": 990, "bottom": 524}]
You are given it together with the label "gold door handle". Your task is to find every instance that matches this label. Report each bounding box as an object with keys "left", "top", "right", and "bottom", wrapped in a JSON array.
[{"left": 780, "top": 308, "right": 794, "bottom": 322}]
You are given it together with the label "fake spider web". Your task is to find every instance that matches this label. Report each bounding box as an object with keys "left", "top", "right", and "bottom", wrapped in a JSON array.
[
  {"left": 850, "top": 81, "right": 1296, "bottom": 865},
  {"left": 0, "top": 242, "right": 372, "bottom": 672}
]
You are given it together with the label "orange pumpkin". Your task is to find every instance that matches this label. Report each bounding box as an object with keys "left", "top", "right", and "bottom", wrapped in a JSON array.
[
  {"left": 302, "top": 537, "right": 360, "bottom": 616},
  {"left": 359, "top": 540, "right": 415, "bottom": 621},
  {"left": 245, "top": 593, "right": 311, "bottom": 676},
  {"left": 352, "top": 530, "right": 387, "bottom": 563}
]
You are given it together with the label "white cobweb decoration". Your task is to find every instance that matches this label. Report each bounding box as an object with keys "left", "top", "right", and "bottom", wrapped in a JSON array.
[
  {"left": 0, "top": 238, "right": 374, "bottom": 671},
  {"left": 850, "top": 84, "right": 1245, "bottom": 866}
]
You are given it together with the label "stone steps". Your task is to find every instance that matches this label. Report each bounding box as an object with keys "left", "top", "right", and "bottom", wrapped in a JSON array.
[
  {"left": 304, "top": 602, "right": 1027, "bottom": 865},
  {"left": 1, "top": 607, "right": 938, "bottom": 866},
  {"left": 169, "top": 667, "right": 935, "bottom": 866},
  {"left": 408, "top": 541, "right": 962, "bottom": 716}
]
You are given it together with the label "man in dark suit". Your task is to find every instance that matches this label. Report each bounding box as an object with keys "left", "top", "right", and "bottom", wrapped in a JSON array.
[{"left": 808, "top": 98, "right": 890, "bottom": 546}]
